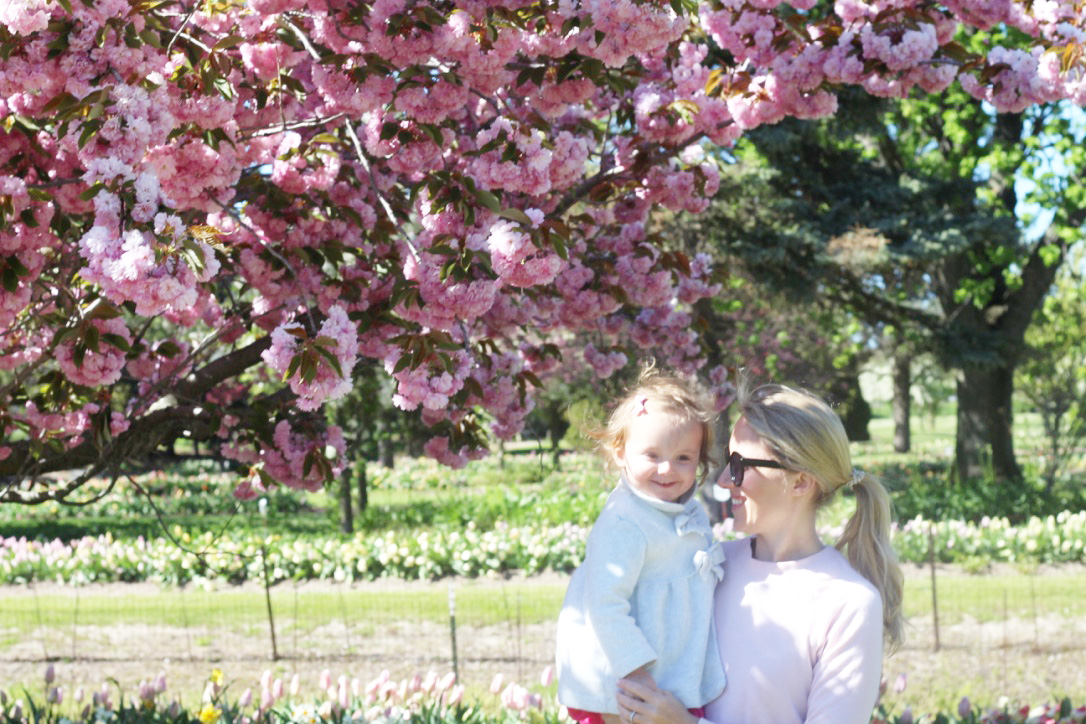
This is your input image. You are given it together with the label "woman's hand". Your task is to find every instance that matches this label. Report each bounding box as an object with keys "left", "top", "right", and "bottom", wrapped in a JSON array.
[{"left": 616, "top": 677, "right": 700, "bottom": 724}]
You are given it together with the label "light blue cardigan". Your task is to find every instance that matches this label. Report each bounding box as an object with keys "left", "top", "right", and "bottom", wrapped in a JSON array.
[{"left": 555, "top": 477, "right": 727, "bottom": 714}]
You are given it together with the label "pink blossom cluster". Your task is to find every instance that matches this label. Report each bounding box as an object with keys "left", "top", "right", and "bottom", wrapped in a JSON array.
[
  {"left": 262, "top": 306, "right": 359, "bottom": 411},
  {"left": 225, "top": 420, "right": 347, "bottom": 495},
  {"left": 583, "top": 344, "right": 628, "bottom": 379},
  {"left": 400, "top": 249, "right": 498, "bottom": 331},
  {"left": 78, "top": 213, "right": 221, "bottom": 317},
  {"left": 125, "top": 340, "right": 193, "bottom": 401},
  {"left": 423, "top": 436, "right": 489, "bottom": 469},
  {"left": 17, "top": 400, "right": 128, "bottom": 449},
  {"left": 387, "top": 349, "right": 473, "bottom": 412},
  {"left": 54, "top": 318, "right": 133, "bottom": 388},
  {"left": 270, "top": 131, "right": 342, "bottom": 194},
  {"left": 487, "top": 215, "right": 565, "bottom": 288}
]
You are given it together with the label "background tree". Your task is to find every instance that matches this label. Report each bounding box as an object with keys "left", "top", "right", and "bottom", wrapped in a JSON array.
[
  {"left": 1016, "top": 245, "right": 1086, "bottom": 492},
  {"left": 692, "top": 69, "right": 1086, "bottom": 482},
  {"left": 1, "top": 1, "right": 1084, "bottom": 504}
]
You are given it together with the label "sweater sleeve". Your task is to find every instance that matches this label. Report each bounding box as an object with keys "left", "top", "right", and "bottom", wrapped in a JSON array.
[
  {"left": 804, "top": 585, "right": 884, "bottom": 724},
  {"left": 581, "top": 515, "right": 658, "bottom": 678}
]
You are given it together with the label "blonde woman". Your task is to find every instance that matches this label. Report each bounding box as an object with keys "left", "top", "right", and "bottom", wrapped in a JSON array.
[{"left": 616, "top": 383, "right": 904, "bottom": 724}]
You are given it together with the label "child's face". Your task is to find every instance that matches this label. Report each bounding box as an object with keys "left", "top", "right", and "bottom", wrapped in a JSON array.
[{"left": 616, "top": 408, "right": 703, "bottom": 503}]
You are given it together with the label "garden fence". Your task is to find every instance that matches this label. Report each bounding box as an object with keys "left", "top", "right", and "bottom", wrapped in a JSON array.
[{"left": 3, "top": 558, "right": 1085, "bottom": 704}]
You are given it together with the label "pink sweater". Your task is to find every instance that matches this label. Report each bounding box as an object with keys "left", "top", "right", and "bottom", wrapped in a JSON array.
[{"left": 699, "top": 537, "right": 884, "bottom": 724}]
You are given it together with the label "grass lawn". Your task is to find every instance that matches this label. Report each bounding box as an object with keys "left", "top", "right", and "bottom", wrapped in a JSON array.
[{"left": 5, "top": 566, "right": 1085, "bottom": 632}]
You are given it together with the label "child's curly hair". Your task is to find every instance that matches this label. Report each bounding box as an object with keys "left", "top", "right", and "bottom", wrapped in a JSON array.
[{"left": 591, "top": 361, "right": 718, "bottom": 480}]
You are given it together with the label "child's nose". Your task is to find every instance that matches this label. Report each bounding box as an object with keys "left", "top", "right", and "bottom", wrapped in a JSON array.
[{"left": 657, "top": 459, "right": 672, "bottom": 473}]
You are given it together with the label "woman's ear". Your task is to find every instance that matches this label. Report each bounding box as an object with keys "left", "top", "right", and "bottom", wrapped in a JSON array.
[{"left": 790, "top": 471, "right": 818, "bottom": 498}]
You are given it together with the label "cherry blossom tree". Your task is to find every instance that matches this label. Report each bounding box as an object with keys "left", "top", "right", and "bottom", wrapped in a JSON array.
[{"left": 1, "top": 0, "right": 1084, "bottom": 503}]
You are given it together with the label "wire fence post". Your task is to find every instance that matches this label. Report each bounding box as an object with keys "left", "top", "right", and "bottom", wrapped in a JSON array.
[
  {"left": 448, "top": 582, "right": 459, "bottom": 682},
  {"left": 261, "top": 539, "right": 279, "bottom": 661},
  {"left": 929, "top": 524, "right": 940, "bottom": 652}
]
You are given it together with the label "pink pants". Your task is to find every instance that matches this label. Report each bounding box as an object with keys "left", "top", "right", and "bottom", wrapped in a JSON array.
[{"left": 566, "top": 706, "right": 707, "bottom": 724}]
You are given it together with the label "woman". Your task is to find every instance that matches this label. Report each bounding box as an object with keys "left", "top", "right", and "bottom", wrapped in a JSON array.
[{"left": 615, "top": 383, "right": 904, "bottom": 724}]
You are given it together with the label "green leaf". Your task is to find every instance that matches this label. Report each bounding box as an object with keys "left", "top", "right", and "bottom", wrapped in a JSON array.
[
  {"left": 313, "top": 344, "right": 344, "bottom": 378},
  {"left": 474, "top": 189, "right": 502, "bottom": 213},
  {"left": 284, "top": 352, "right": 302, "bottom": 382},
  {"left": 79, "top": 182, "right": 106, "bottom": 201},
  {"left": 0, "top": 266, "right": 16, "bottom": 293},
  {"left": 101, "top": 333, "right": 131, "bottom": 352},
  {"left": 212, "top": 34, "right": 246, "bottom": 51},
  {"left": 83, "top": 298, "right": 121, "bottom": 321},
  {"left": 84, "top": 324, "right": 100, "bottom": 353},
  {"left": 499, "top": 208, "right": 533, "bottom": 225}
]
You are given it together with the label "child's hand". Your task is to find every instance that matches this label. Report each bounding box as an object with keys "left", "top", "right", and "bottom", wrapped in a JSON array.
[{"left": 621, "top": 665, "right": 657, "bottom": 690}]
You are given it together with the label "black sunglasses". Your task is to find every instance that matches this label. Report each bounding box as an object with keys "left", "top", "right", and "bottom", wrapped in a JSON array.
[{"left": 726, "top": 450, "right": 788, "bottom": 487}]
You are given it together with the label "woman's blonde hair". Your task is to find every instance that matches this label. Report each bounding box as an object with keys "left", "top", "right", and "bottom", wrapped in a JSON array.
[
  {"left": 593, "top": 363, "right": 717, "bottom": 481},
  {"left": 738, "top": 383, "right": 905, "bottom": 652}
]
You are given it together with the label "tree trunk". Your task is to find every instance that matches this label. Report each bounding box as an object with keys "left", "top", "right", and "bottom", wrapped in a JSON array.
[
  {"left": 891, "top": 351, "right": 911, "bottom": 453},
  {"left": 339, "top": 475, "right": 354, "bottom": 534},
  {"left": 357, "top": 462, "right": 368, "bottom": 515},
  {"left": 955, "top": 365, "right": 1022, "bottom": 483}
]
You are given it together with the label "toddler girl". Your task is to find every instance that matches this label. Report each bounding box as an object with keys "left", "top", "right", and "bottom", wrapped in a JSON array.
[{"left": 555, "top": 367, "right": 727, "bottom": 724}]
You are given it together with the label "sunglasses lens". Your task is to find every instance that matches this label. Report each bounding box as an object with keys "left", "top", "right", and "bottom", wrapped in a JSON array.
[{"left": 729, "top": 452, "right": 742, "bottom": 486}]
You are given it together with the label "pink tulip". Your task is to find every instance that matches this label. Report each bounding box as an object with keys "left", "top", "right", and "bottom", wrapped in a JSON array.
[
  {"left": 958, "top": 697, "right": 972, "bottom": 718},
  {"left": 167, "top": 701, "right": 180, "bottom": 718},
  {"left": 289, "top": 673, "right": 300, "bottom": 698},
  {"left": 10, "top": 701, "right": 22, "bottom": 719},
  {"left": 489, "top": 674, "right": 504, "bottom": 695},
  {"left": 540, "top": 666, "right": 554, "bottom": 688},
  {"left": 436, "top": 672, "right": 456, "bottom": 694},
  {"left": 447, "top": 685, "right": 464, "bottom": 706},
  {"left": 318, "top": 669, "right": 332, "bottom": 691},
  {"left": 154, "top": 674, "right": 167, "bottom": 695},
  {"left": 271, "top": 678, "right": 283, "bottom": 699},
  {"left": 420, "top": 671, "right": 437, "bottom": 694},
  {"left": 900, "top": 707, "right": 913, "bottom": 724},
  {"left": 260, "top": 688, "right": 273, "bottom": 711},
  {"left": 47, "top": 687, "right": 62, "bottom": 705},
  {"left": 73, "top": 687, "right": 84, "bottom": 704},
  {"left": 893, "top": 673, "right": 906, "bottom": 693},
  {"left": 139, "top": 680, "right": 156, "bottom": 702},
  {"left": 44, "top": 665, "right": 56, "bottom": 685},
  {"left": 407, "top": 674, "right": 422, "bottom": 694},
  {"left": 337, "top": 681, "right": 349, "bottom": 709},
  {"left": 260, "top": 670, "right": 274, "bottom": 692},
  {"left": 238, "top": 688, "right": 253, "bottom": 709}
]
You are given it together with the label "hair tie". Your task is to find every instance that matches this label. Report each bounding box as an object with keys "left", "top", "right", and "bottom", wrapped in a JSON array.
[
  {"left": 636, "top": 396, "right": 649, "bottom": 416},
  {"left": 847, "top": 468, "right": 865, "bottom": 490}
]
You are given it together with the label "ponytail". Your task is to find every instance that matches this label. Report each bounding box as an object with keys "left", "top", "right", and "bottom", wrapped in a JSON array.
[
  {"left": 738, "top": 383, "right": 905, "bottom": 652},
  {"left": 835, "top": 472, "right": 905, "bottom": 652}
]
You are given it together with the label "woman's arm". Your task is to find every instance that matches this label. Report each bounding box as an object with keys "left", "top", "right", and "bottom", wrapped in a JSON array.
[
  {"left": 805, "top": 587, "right": 884, "bottom": 724},
  {"left": 615, "top": 678, "right": 704, "bottom": 724}
]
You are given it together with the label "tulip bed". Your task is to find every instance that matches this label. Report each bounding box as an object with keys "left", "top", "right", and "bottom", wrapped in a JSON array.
[
  {"left": 2, "top": 453, "right": 1085, "bottom": 587},
  {"left": 3, "top": 508, "right": 1086, "bottom": 586},
  {"left": 2, "top": 666, "right": 1084, "bottom": 724}
]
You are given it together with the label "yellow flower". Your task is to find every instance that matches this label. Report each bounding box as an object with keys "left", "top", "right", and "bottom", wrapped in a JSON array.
[
  {"left": 198, "top": 705, "right": 221, "bottom": 724},
  {"left": 210, "top": 669, "right": 224, "bottom": 685}
]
